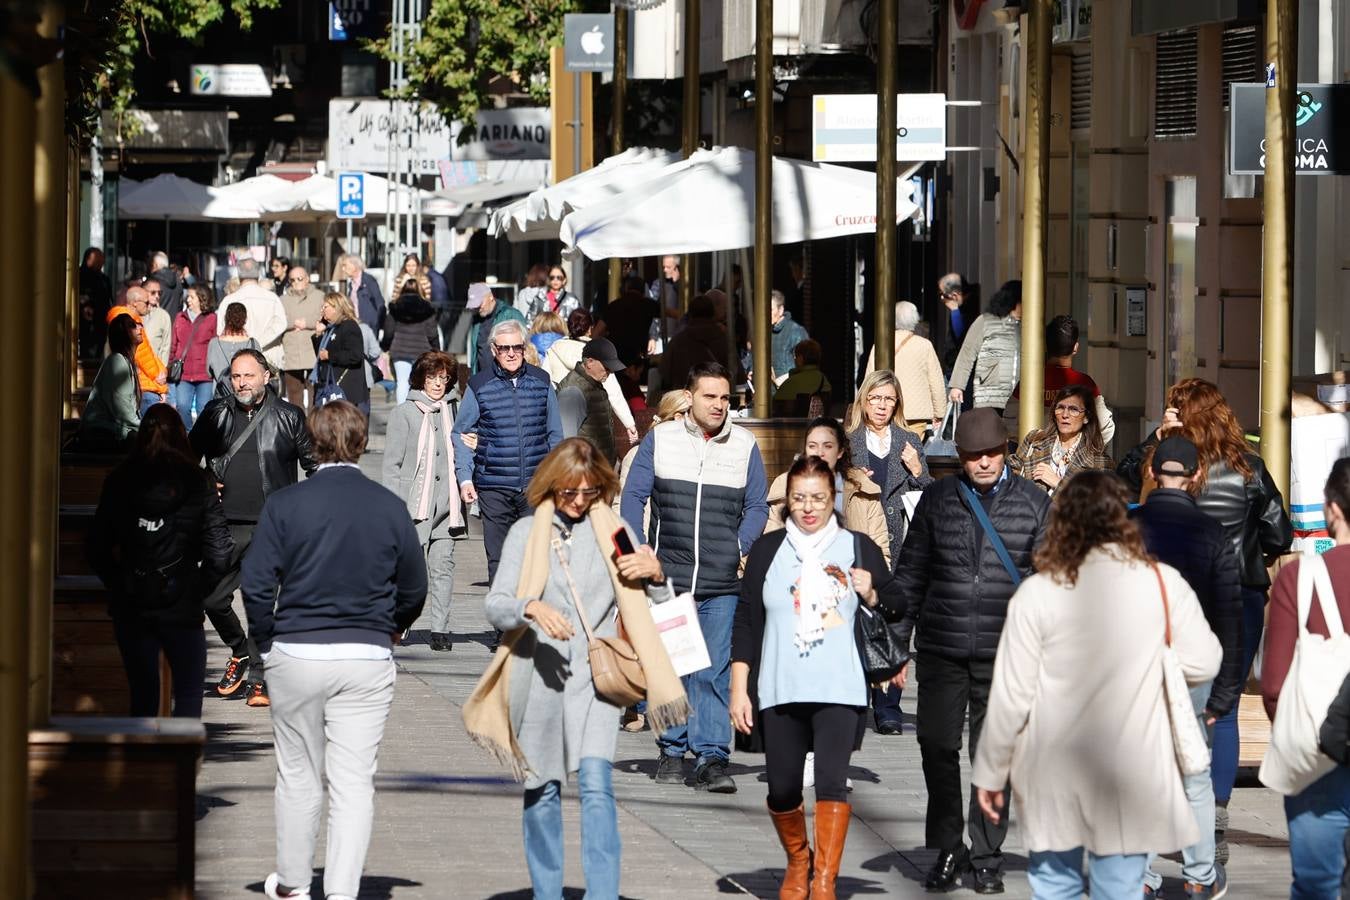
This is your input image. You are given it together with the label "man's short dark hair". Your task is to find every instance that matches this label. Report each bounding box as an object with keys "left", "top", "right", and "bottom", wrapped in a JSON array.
[
  {"left": 230, "top": 347, "right": 272, "bottom": 376},
  {"left": 686, "top": 361, "right": 731, "bottom": 392},
  {"left": 794, "top": 339, "right": 822, "bottom": 367},
  {"left": 687, "top": 295, "right": 716, "bottom": 320},
  {"left": 308, "top": 400, "right": 368, "bottom": 464},
  {"left": 1046, "top": 315, "right": 1079, "bottom": 358}
]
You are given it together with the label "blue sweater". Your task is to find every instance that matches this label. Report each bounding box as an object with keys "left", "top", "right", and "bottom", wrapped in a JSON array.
[{"left": 241, "top": 466, "right": 428, "bottom": 651}]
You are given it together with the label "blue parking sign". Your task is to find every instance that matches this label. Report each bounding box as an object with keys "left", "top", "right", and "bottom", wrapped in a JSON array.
[{"left": 337, "top": 172, "right": 365, "bottom": 219}]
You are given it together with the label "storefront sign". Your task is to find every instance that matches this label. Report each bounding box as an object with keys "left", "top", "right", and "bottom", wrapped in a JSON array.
[
  {"left": 812, "top": 94, "right": 947, "bottom": 162},
  {"left": 1053, "top": 0, "right": 1092, "bottom": 43},
  {"left": 328, "top": 99, "right": 452, "bottom": 175},
  {"left": 449, "top": 108, "right": 551, "bottom": 161},
  {"left": 190, "top": 64, "right": 272, "bottom": 97},
  {"left": 564, "top": 14, "right": 614, "bottom": 72},
  {"left": 1230, "top": 82, "right": 1350, "bottom": 175}
]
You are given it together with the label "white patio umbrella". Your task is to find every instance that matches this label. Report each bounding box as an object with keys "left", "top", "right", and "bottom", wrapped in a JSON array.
[
  {"left": 558, "top": 147, "right": 923, "bottom": 260},
  {"left": 257, "top": 173, "right": 439, "bottom": 221},
  {"left": 118, "top": 173, "right": 260, "bottom": 222},
  {"left": 488, "top": 146, "right": 682, "bottom": 242}
]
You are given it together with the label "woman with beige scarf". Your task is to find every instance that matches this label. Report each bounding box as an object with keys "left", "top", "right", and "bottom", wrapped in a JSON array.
[
  {"left": 381, "top": 351, "right": 466, "bottom": 652},
  {"left": 464, "top": 438, "right": 689, "bottom": 899}
]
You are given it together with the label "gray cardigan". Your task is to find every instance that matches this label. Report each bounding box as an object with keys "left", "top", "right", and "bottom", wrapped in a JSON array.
[
  {"left": 485, "top": 514, "right": 668, "bottom": 788},
  {"left": 380, "top": 388, "right": 464, "bottom": 542},
  {"left": 848, "top": 424, "right": 933, "bottom": 570}
]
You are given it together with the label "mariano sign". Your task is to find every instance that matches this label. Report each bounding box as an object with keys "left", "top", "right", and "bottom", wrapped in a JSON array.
[{"left": 1230, "top": 82, "right": 1350, "bottom": 175}]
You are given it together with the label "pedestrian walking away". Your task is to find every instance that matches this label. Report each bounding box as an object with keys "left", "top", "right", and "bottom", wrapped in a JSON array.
[
  {"left": 971, "top": 471, "right": 1221, "bottom": 900},
  {"left": 382, "top": 271, "right": 441, "bottom": 405},
  {"left": 465, "top": 437, "right": 689, "bottom": 900},
  {"left": 382, "top": 350, "right": 466, "bottom": 653},
  {"left": 87, "top": 405, "right": 233, "bottom": 718},
  {"left": 621, "top": 361, "right": 769, "bottom": 794},
  {"left": 948, "top": 280, "right": 1022, "bottom": 415},
  {"left": 241, "top": 401, "right": 428, "bottom": 900},
  {"left": 217, "top": 257, "right": 289, "bottom": 374},
  {"left": 893, "top": 406, "right": 1050, "bottom": 893},
  {"left": 190, "top": 348, "right": 317, "bottom": 708},
  {"left": 864, "top": 300, "right": 947, "bottom": 436},
  {"left": 732, "top": 455, "right": 906, "bottom": 900},
  {"left": 558, "top": 337, "right": 627, "bottom": 465}
]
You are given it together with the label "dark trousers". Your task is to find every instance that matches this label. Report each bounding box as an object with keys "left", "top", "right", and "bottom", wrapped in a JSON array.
[
  {"left": 478, "top": 488, "right": 532, "bottom": 587},
  {"left": 916, "top": 652, "right": 1009, "bottom": 870},
  {"left": 112, "top": 617, "right": 207, "bottom": 717},
  {"left": 871, "top": 683, "right": 903, "bottom": 727},
  {"left": 762, "top": 703, "right": 863, "bottom": 811},
  {"left": 202, "top": 522, "right": 263, "bottom": 679}
]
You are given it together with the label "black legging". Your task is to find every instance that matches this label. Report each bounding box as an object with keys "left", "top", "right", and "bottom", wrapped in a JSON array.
[
  {"left": 762, "top": 702, "right": 864, "bottom": 812},
  {"left": 112, "top": 617, "right": 207, "bottom": 717}
]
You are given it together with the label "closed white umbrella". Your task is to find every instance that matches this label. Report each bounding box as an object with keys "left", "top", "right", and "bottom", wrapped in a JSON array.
[{"left": 558, "top": 147, "right": 923, "bottom": 260}]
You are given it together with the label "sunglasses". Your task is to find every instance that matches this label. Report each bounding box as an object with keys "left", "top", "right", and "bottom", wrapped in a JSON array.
[
  {"left": 493, "top": 343, "right": 526, "bottom": 355},
  {"left": 556, "top": 487, "right": 602, "bottom": 501},
  {"left": 549, "top": 274, "right": 566, "bottom": 281}
]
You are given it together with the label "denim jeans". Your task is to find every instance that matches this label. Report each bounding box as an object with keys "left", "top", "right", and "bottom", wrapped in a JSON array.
[
  {"left": 393, "top": 359, "right": 414, "bottom": 405},
  {"left": 171, "top": 379, "right": 214, "bottom": 425},
  {"left": 656, "top": 593, "right": 736, "bottom": 765},
  {"left": 1285, "top": 765, "right": 1350, "bottom": 899},
  {"left": 1211, "top": 586, "right": 1267, "bottom": 803},
  {"left": 1145, "top": 682, "right": 1217, "bottom": 889},
  {"left": 522, "top": 757, "right": 620, "bottom": 900},
  {"left": 139, "top": 392, "right": 167, "bottom": 416},
  {"left": 1028, "top": 848, "right": 1148, "bottom": 900}
]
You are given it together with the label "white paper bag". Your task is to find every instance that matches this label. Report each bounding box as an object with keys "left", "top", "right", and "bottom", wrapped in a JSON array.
[{"left": 650, "top": 592, "right": 711, "bottom": 678}]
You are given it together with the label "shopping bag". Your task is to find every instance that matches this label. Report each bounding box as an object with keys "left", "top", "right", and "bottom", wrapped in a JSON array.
[
  {"left": 1260, "top": 552, "right": 1350, "bottom": 796},
  {"left": 649, "top": 592, "right": 711, "bottom": 678},
  {"left": 925, "top": 403, "right": 959, "bottom": 457}
]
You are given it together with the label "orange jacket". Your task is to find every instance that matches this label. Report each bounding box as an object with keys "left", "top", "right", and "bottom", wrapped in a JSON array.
[{"left": 106, "top": 305, "right": 167, "bottom": 395}]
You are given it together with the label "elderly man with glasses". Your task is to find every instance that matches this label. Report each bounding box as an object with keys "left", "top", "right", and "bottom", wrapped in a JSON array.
[{"left": 453, "top": 319, "right": 563, "bottom": 586}]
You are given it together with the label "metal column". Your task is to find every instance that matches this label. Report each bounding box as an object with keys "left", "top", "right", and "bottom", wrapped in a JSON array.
[
  {"left": 608, "top": 6, "right": 629, "bottom": 303},
  {"left": 1017, "top": 0, "right": 1052, "bottom": 437},
  {"left": 681, "top": 0, "right": 700, "bottom": 308},
  {"left": 751, "top": 0, "right": 773, "bottom": 416},
  {"left": 874, "top": 0, "right": 898, "bottom": 371},
  {"left": 1260, "top": 0, "right": 1297, "bottom": 499}
]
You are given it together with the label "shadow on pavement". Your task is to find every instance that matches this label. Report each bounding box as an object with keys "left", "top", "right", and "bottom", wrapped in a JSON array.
[
  {"left": 244, "top": 872, "right": 422, "bottom": 898},
  {"left": 486, "top": 889, "right": 641, "bottom": 899},
  {"left": 203, "top": 721, "right": 272, "bottom": 762},
  {"left": 717, "top": 870, "right": 889, "bottom": 898},
  {"left": 194, "top": 793, "right": 238, "bottom": 822}
]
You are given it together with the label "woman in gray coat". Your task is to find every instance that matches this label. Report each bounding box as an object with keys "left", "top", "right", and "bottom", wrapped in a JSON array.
[
  {"left": 380, "top": 351, "right": 465, "bottom": 652},
  {"left": 474, "top": 438, "right": 683, "bottom": 900}
]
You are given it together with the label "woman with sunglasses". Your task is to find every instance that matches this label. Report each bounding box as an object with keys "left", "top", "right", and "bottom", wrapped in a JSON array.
[
  {"left": 521, "top": 265, "right": 581, "bottom": 321},
  {"left": 1010, "top": 384, "right": 1112, "bottom": 494}
]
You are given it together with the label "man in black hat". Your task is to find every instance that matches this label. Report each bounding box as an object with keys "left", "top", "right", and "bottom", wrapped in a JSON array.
[
  {"left": 1131, "top": 435, "right": 1238, "bottom": 899},
  {"left": 558, "top": 337, "right": 627, "bottom": 465},
  {"left": 893, "top": 407, "right": 1051, "bottom": 893}
]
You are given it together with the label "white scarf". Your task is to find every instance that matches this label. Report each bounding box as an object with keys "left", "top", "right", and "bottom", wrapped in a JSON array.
[{"left": 783, "top": 515, "right": 847, "bottom": 653}]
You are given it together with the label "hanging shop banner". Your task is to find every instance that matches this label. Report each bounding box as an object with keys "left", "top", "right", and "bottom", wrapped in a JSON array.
[
  {"left": 1230, "top": 82, "right": 1350, "bottom": 175},
  {"left": 190, "top": 64, "right": 272, "bottom": 97},
  {"left": 449, "top": 109, "right": 551, "bottom": 161},
  {"left": 328, "top": 99, "right": 452, "bottom": 175},
  {"left": 812, "top": 94, "right": 947, "bottom": 162}
]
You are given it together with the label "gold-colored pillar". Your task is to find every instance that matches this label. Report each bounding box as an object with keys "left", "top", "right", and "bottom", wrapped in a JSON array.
[
  {"left": 874, "top": 0, "right": 897, "bottom": 372},
  {"left": 608, "top": 6, "right": 629, "bottom": 303},
  {"left": 680, "top": 0, "right": 701, "bottom": 310},
  {"left": 30, "top": 5, "right": 65, "bottom": 728},
  {"left": 0, "top": 36, "right": 39, "bottom": 900},
  {"left": 751, "top": 0, "right": 773, "bottom": 417},
  {"left": 1260, "top": 0, "right": 1297, "bottom": 499},
  {"left": 1017, "top": 0, "right": 1052, "bottom": 437}
]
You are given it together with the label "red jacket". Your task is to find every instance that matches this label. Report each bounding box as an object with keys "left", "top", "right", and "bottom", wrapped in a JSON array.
[
  {"left": 1262, "top": 543, "right": 1350, "bottom": 719},
  {"left": 169, "top": 311, "right": 216, "bottom": 383}
]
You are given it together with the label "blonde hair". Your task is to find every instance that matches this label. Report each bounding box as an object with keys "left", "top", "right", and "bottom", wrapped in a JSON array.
[
  {"left": 526, "top": 437, "right": 621, "bottom": 508},
  {"left": 845, "top": 369, "right": 905, "bottom": 432},
  {"left": 324, "top": 290, "right": 357, "bottom": 323},
  {"left": 531, "top": 310, "right": 566, "bottom": 337},
  {"left": 654, "top": 390, "right": 691, "bottom": 423}
]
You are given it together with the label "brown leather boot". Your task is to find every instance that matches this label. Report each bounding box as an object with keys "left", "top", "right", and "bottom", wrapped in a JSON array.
[
  {"left": 809, "top": 800, "right": 851, "bottom": 900},
  {"left": 768, "top": 803, "right": 812, "bottom": 900}
]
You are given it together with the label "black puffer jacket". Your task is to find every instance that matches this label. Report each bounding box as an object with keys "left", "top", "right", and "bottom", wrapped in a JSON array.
[
  {"left": 381, "top": 295, "right": 440, "bottom": 363},
  {"left": 87, "top": 458, "right": 234, "bottom": 625},
  {"left": 190, "top": 387, "right": 317, "bottom": 501},
  {"left": 894, "top": 470, "right": 1050, "bottom": 661}
]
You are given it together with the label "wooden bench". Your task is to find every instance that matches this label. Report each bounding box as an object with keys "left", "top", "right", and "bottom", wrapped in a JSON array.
[
  {"left": 53, "top": 576, "right": 171, "bottom": 717},
  {"left": 60, "top": 451, "right": 123, "bottom": 506},
  {"left": 58, "top": 505, "right": 94, "bottom": 578},
  {"left": 29, "top": 717, "right": 204, "bottom": 899}
]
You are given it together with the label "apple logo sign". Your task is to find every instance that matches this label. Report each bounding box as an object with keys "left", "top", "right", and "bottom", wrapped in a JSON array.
[{"left": 580, "top": 26, "right": 606, "bottom": 55}]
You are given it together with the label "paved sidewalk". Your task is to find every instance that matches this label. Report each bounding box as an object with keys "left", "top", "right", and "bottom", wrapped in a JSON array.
[{"left": 194, "top": 396, "right": 1293, "bottom": 899}]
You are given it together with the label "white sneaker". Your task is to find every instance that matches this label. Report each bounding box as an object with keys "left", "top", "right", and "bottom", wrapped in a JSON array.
[
  {"left": 803, "top": 752, "right": 815, "bottom": 789},
  {"left": 264, "top": 872, "right": 311, "bottom": 899}
]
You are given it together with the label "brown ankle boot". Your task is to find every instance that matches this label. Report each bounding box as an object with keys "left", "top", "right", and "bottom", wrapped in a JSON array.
[
  {"left": 768, "top": 804, "right": 812, "bottom": 900},
  {"left": 809, "top": 800, "right": 851, "bottom": 900}
]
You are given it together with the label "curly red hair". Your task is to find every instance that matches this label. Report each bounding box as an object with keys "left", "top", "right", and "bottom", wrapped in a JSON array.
[{"left": 1151, "top": 378, "right": 1253, "bottom": 488}]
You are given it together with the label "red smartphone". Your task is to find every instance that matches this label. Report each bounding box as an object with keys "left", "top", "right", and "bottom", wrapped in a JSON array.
[{"left": 612, "top": 527, "right": 637, "bottom": 557}]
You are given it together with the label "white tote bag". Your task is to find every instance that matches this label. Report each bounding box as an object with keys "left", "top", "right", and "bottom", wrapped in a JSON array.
[
  {"left": 649, "top": 591, "right": 711, "bottom": 678},
  {"left": 1259, "top": 553, "right": 1350, "bottom": 796},
  {"left": 1154, "top": 564, "right": 1213, "bottom": 777}
]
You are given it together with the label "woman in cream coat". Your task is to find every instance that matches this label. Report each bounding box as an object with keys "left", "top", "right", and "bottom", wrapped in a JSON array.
[{"left": 972, "top": 470, "right": 1221, "bottom": 900}]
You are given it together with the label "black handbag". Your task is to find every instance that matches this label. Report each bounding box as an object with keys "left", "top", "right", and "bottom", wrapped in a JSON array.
[{"left": 851, "top": 533, "right": 907, "bottom": 684}]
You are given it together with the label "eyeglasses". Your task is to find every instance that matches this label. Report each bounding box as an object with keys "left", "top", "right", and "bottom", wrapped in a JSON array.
[
  {"left": 493, "top": 343, "right": 525, "bottom": 355},
  {"left": 425, "top": 373, "right": 451, "bottom": 384},
  {"left": 1054, "top": 405, "right": 1086, "bottom": 417},
  {"left": 556, "top": 487, "right": 602, "bottom": 501},
  {"left": 789, "top": 492, "right": 833, "bottom": 510},
  {"left": 865, "top": 394, "right": 898, "bottom": 407}
]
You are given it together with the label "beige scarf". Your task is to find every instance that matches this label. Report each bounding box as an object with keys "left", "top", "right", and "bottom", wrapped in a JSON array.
[
  {"left": 412, "top": 398, "right": 463, "bottom": 528},
  {"left": 461, "top": 499, "right": 690, "bottom": 780}
]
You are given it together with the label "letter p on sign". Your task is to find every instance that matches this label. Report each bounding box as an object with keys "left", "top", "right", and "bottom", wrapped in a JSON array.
[{"left": 337, "top": 172, "right": 365, "bottom": 219}]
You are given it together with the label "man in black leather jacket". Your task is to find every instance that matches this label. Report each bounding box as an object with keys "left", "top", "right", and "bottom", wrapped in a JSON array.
[
  {"left": 190, "top": 348, "right": 316, "bottom": 707},
  {"left": 893, "top": 408, "right": 1051, "bottom": 894}
]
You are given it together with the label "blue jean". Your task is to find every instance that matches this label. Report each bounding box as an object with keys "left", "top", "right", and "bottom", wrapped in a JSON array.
[
  {"left": 1284, "top": 765, "right": 1350, "bottom": 899},
  {"left": 393, "top": 359, "right": 414, "bottom": 405},
  {"left": 172, "top": 379, "right": 214, "bottom": 425},
  {"left": 656, "top": 592, "right": 735, "bottom": 765},
  {"left": 522, "top": 757, "right": 620, "bottom": 900},
  {"left": 1028, "top": 848, "right": 1148, "bottom": 900},
  {"left": 1145, "top": 682, "right": 1217, "bottom": 889},
  {"left": 1212, "top": 587, "right": 1267, "bottom": 803},
  {"left": 139, "top": 392, "right": 167, "bottom": 416}
]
